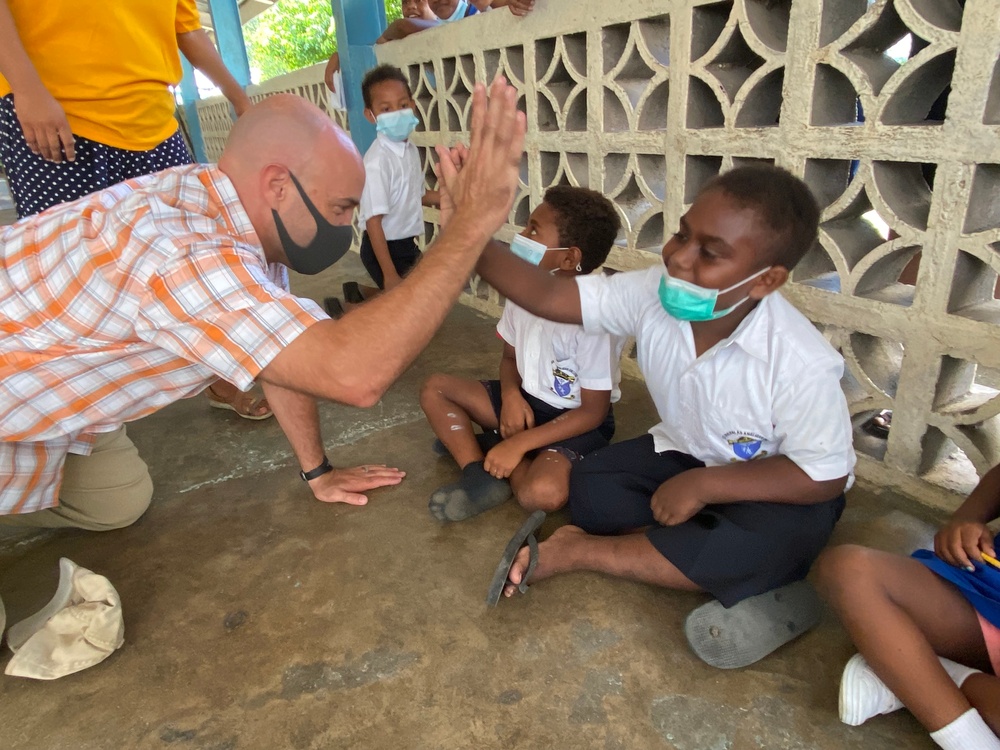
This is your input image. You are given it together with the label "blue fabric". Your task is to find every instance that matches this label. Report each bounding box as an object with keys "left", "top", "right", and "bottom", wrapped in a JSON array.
[{"left": 913, "top": 549, "right": 1000, "bottom": 628}]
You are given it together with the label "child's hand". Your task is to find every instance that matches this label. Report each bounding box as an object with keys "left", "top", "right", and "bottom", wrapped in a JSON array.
[
  {"left": 484, "top": 440, "right": 526, "bottom": 478},
  {"left": 934, "top": 519, "right": 996, "bottom": 570},
  {"left": 500, "top": 392, "right": 534, "bottom": 438},
  {"left": 650, "top": 470, "right": 710, "bottom": 526}
]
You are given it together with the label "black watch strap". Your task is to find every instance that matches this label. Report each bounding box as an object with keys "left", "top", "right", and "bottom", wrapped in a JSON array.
[{"left": 300, "top": 456, "right": 333, "bottom": 482}]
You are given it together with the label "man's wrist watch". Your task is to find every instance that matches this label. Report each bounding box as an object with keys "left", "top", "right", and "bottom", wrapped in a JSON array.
[{"left": 300, "top": 456, "right": 333, "bottom": 482}]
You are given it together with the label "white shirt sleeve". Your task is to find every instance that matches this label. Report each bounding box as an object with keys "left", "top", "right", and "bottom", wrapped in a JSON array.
[
  {"left": 359, "top": 151, "right": 393, "bottom": 221},
  {"left": 771, "top": 363, "right": 857, "bottom": 483},
  {"left": 496, "top": 301, "right": 517, "bottom": 345},
  {"left": 576, "top": 267, "right": 657, "bottom": 339},
  {"left": 572, "top": 330, "right": 615, "bottom": 392}
]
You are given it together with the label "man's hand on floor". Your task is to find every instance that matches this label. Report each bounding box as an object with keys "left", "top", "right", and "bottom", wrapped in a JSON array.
[{"left": 309, "top": 464, "right": 406, "bottom": 505}]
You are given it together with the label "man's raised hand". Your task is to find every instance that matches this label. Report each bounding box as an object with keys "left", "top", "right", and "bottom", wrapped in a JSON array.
[{"left": 434, "top": 76, "right": 525, "bottom": 237}]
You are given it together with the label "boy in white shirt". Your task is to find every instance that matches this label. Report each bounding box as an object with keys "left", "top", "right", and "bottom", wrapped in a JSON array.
[
  {"left": 324, "top": 65, "right": 437, "bottom": 317},
  {"left": 469, "top": 165, "right": 855, "bottom": 667},
  {"left": 420, "top": 186, "right": 624, "bottom": 522}
]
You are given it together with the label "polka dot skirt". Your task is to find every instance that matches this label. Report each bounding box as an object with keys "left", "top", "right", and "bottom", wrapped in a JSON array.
[{"left": 0, "top": 94, "right": 193, "bottom": 219}]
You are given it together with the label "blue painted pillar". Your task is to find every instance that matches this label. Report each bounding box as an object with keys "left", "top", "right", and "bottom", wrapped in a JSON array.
[
  {"left": 331, "top": 0, "right": 387, "bottom": 154},
  {"left": 208, "top": 0, "right": 252, "bottom": 88},
  {"left": 179, "top": 59, "right": 208, "bottom": 162}
]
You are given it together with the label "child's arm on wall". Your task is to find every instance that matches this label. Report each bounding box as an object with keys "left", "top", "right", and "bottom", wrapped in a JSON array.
[
  {"left": 422, "top": 189, "right": 440, "bottom": 207},
  {"left": 650, "top": 456, "right": 848, "bottom": 527},
  {"left": 498, "top": 342, "right": 532, "bottom": 438},
  {"left": 934, "top": 463, "right": 1000, "bottom": 569},
  {"left": 484, "top": 387, "right": 611, "bottom": 479},
  {"left": 365, "top": 215, "right": 402, "bottom": 290},
  {"left": 377, "top": 18, "right": 439, "bottom": 43}
]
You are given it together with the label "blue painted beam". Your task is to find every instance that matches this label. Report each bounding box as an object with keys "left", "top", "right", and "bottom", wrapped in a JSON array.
[
  {"left": 207, "top": 0, "right": 252, "bottom": 87},
  {"left": 331, "top": 0, "right": 387, "bottom": 154},
  {"left": 179, "top": 58, "right": 208, "bottom": 162}
]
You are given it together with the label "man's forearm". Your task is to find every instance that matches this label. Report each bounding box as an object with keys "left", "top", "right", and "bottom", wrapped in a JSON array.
[
  {"left": 176, "top": 30, "right": 251, "bottom": 113},
  {"left": 0, "top": 1, "right": 45, "bottom": 94},
  {"left": 698, "top": 456, "right": 848, "bottom": 506},
  {"left": 261, "top": 381, "right": 326, "bottom": 471},
  {"left": 261, "top": 211, "right": 494, "bottom": 406},
  {"left": 477, "top": 240, "right": 583, "bottom": 324}
]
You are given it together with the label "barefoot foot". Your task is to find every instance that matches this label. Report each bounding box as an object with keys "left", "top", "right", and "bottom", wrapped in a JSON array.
[{"left": 503, "top": 525, "right": 589, "bottom": 597}]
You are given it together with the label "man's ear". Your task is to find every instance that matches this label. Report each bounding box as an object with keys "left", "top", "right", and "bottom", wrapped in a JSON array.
[
  {"left": 364, "top": 108, "right": 377, "bottom": 125},
  {"left": 749, "top": 265, "right": 789, "bottom": 299},
  {"left": 261, "top": 164, "right": 290, "bottom": 210}
]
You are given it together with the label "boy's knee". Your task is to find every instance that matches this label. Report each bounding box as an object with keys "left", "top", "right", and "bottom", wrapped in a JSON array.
[
  {"left": 517, "top": 475, "right": 569, "bottom": 513},
  {"left": 420, "top": 373, "right": 450, "bottom": 406},
  {"left": 815, "top": 544, "right": 876, "bottom": 599}
]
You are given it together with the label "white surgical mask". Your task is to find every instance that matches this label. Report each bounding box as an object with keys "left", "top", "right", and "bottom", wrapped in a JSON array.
[{"left": 444, "top": 0, "right": 469, "bottom": 22}]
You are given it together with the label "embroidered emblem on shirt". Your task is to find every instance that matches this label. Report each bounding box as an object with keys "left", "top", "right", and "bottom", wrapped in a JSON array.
[
  {"left": 725, "top": 431, "right": 769, "bottom": 461},
  {"left": 551, "top": 363, "right": 578, "bottom": 399}
]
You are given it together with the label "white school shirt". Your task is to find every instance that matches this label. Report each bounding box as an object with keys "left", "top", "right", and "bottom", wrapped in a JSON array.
[
  {"left": 358, "top": 133, "right": 424, "bottom": 241},
  {"left": 576, "top": 266, "right": 856, "bottom": 484},
  {"left": 497, "top": 298, "right": 626, "bottom": 409}
]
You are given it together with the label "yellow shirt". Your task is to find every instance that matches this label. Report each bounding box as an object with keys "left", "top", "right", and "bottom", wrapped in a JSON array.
[{"left": 0, "top": 0, "right": 202, "bottom": 150}]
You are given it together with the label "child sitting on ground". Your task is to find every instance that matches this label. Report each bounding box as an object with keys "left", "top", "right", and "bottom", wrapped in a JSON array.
[
  {"left": 323, "top": 64, "right": 437, "bottom": 317},
  {"left": 420, "top": 186, "right": 624, "bottom": 522},
  {"left": 467, "top": 165, "right": 855, "bottom": 664},
  {"left": 817, "top": 465, "right": 1000, "bottom": 750}
]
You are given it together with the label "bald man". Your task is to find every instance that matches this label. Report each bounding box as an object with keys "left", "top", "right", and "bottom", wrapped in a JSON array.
[{"left": 0, "top": 79, "right": 526, "bottom": 529}]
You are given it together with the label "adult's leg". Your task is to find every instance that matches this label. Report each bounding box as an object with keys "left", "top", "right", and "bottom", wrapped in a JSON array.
[
  {"left": 420, "top": 374, "right": 500, "bottom": 467},
  {"left": 0, "top": 427, "right": 152, "bottom": 531},
  {"left": 817, "top": 544, "right": 998, "bottom": 733}
]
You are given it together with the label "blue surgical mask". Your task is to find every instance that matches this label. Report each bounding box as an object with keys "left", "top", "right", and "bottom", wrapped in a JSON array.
[
  {"left": 657, "top": 265, "right": 771, "bottom": 321},
  {"left": 444, "top": 0, "right": 469, "bottom": 22},
  {"left": 510, "top": 234, "right": 567, "bottom": 266},
  {"left": 375, "top": 109, "right": 419, "bottom": 142}
]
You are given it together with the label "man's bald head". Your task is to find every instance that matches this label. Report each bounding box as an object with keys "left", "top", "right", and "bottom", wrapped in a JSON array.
[{"left": 219, "top": 94, "right": 365, "bottom": 267}]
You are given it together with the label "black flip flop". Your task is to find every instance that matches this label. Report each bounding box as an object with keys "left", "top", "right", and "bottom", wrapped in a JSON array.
[
  {"left": 343, "top": 281, "right": 365, "bottom": 304},
  {"left": 485, "top": 510, "right": 546, "bottom": 607},
  {"left": 323, "top": 297, "right": 345, "bottom": 319}
]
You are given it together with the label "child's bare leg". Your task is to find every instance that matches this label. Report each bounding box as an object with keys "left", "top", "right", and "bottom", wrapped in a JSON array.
[
  {"left": 964, "top": 674, "right": 1000, "bottom": 734},
  {"left": 503, "top": 527, "right": 703, "bottom": 597},
  {"left": 510, "top": 450, "right": 573, "bottom": 512},
  {"left": 817, "top": 544, "right": 992, "bottom": 732},
  {"left": 420, "top": 374, "right": 499, "bottom": 467}
]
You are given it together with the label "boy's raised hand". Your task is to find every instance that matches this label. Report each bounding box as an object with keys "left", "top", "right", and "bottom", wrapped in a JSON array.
[
  {"left": 934, "top": 519, "right": 997, "bottom": 571},
  {"left": 434, "top": 76, "right": 525, "bottom": 237}
]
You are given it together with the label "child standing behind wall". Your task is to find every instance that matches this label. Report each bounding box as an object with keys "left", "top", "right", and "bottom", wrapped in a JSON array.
[{"left": 324, "top": 64, "right": 438, "bottom": 317}]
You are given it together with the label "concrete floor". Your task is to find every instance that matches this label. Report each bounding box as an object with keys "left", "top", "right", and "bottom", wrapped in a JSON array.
[{"left": 0, "top": 255, "right": 945, "bottom": 749}]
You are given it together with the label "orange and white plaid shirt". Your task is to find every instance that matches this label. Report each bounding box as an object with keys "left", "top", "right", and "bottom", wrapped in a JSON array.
[{"left": 0, "top": 164, "right": 327, "bottom": 514}]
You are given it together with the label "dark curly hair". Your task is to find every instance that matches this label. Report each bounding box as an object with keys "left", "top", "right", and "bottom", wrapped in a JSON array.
[
  {"left": 698, "top": 165, "right": 820, "bottom": 270},
  {"left": 542, "top": 185, "right": 621, "bottom": 274},
  {"left": 361, "top": 64, "right": 412, "bottom": 110}
]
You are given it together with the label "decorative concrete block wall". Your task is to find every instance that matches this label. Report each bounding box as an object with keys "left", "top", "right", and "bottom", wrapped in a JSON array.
[
  {"left": 197, "top": 63, "right": 348, "bottom": 161},
  {"left": 374, "top": 0, "right": 1000, "bottom": 510}
]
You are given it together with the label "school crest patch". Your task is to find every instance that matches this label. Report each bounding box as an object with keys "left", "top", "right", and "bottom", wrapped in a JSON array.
[{"left": 724, "top": 430, "right": 769, "bottom": 461}]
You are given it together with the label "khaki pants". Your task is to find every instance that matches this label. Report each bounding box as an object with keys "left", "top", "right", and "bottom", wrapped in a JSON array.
[{"left": 0, "top": 426, "right": 152, "bottom": 531}]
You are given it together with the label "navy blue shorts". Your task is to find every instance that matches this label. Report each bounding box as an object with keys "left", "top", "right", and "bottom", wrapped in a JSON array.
[
  {"left": 359, "top": 232, "right": 421, "bottom": 289},
  {"left": 569, "top": 434, "right": 846, "bottom": 607},
  {"left": 480, "top": 379, "right": 614, "bottom": 461},
  {"left": 0, "top": 94, "right": 192, "bottom": 219}
]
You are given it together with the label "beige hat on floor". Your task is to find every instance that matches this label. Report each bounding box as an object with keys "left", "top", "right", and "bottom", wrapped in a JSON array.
[{"left": 5, "top": 558, "right": 124, "bottom": 680}]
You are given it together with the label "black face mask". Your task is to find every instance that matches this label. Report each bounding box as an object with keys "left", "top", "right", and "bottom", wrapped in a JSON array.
[{"left": 272, "top": 171, "right": 354, "bottom": 275}]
